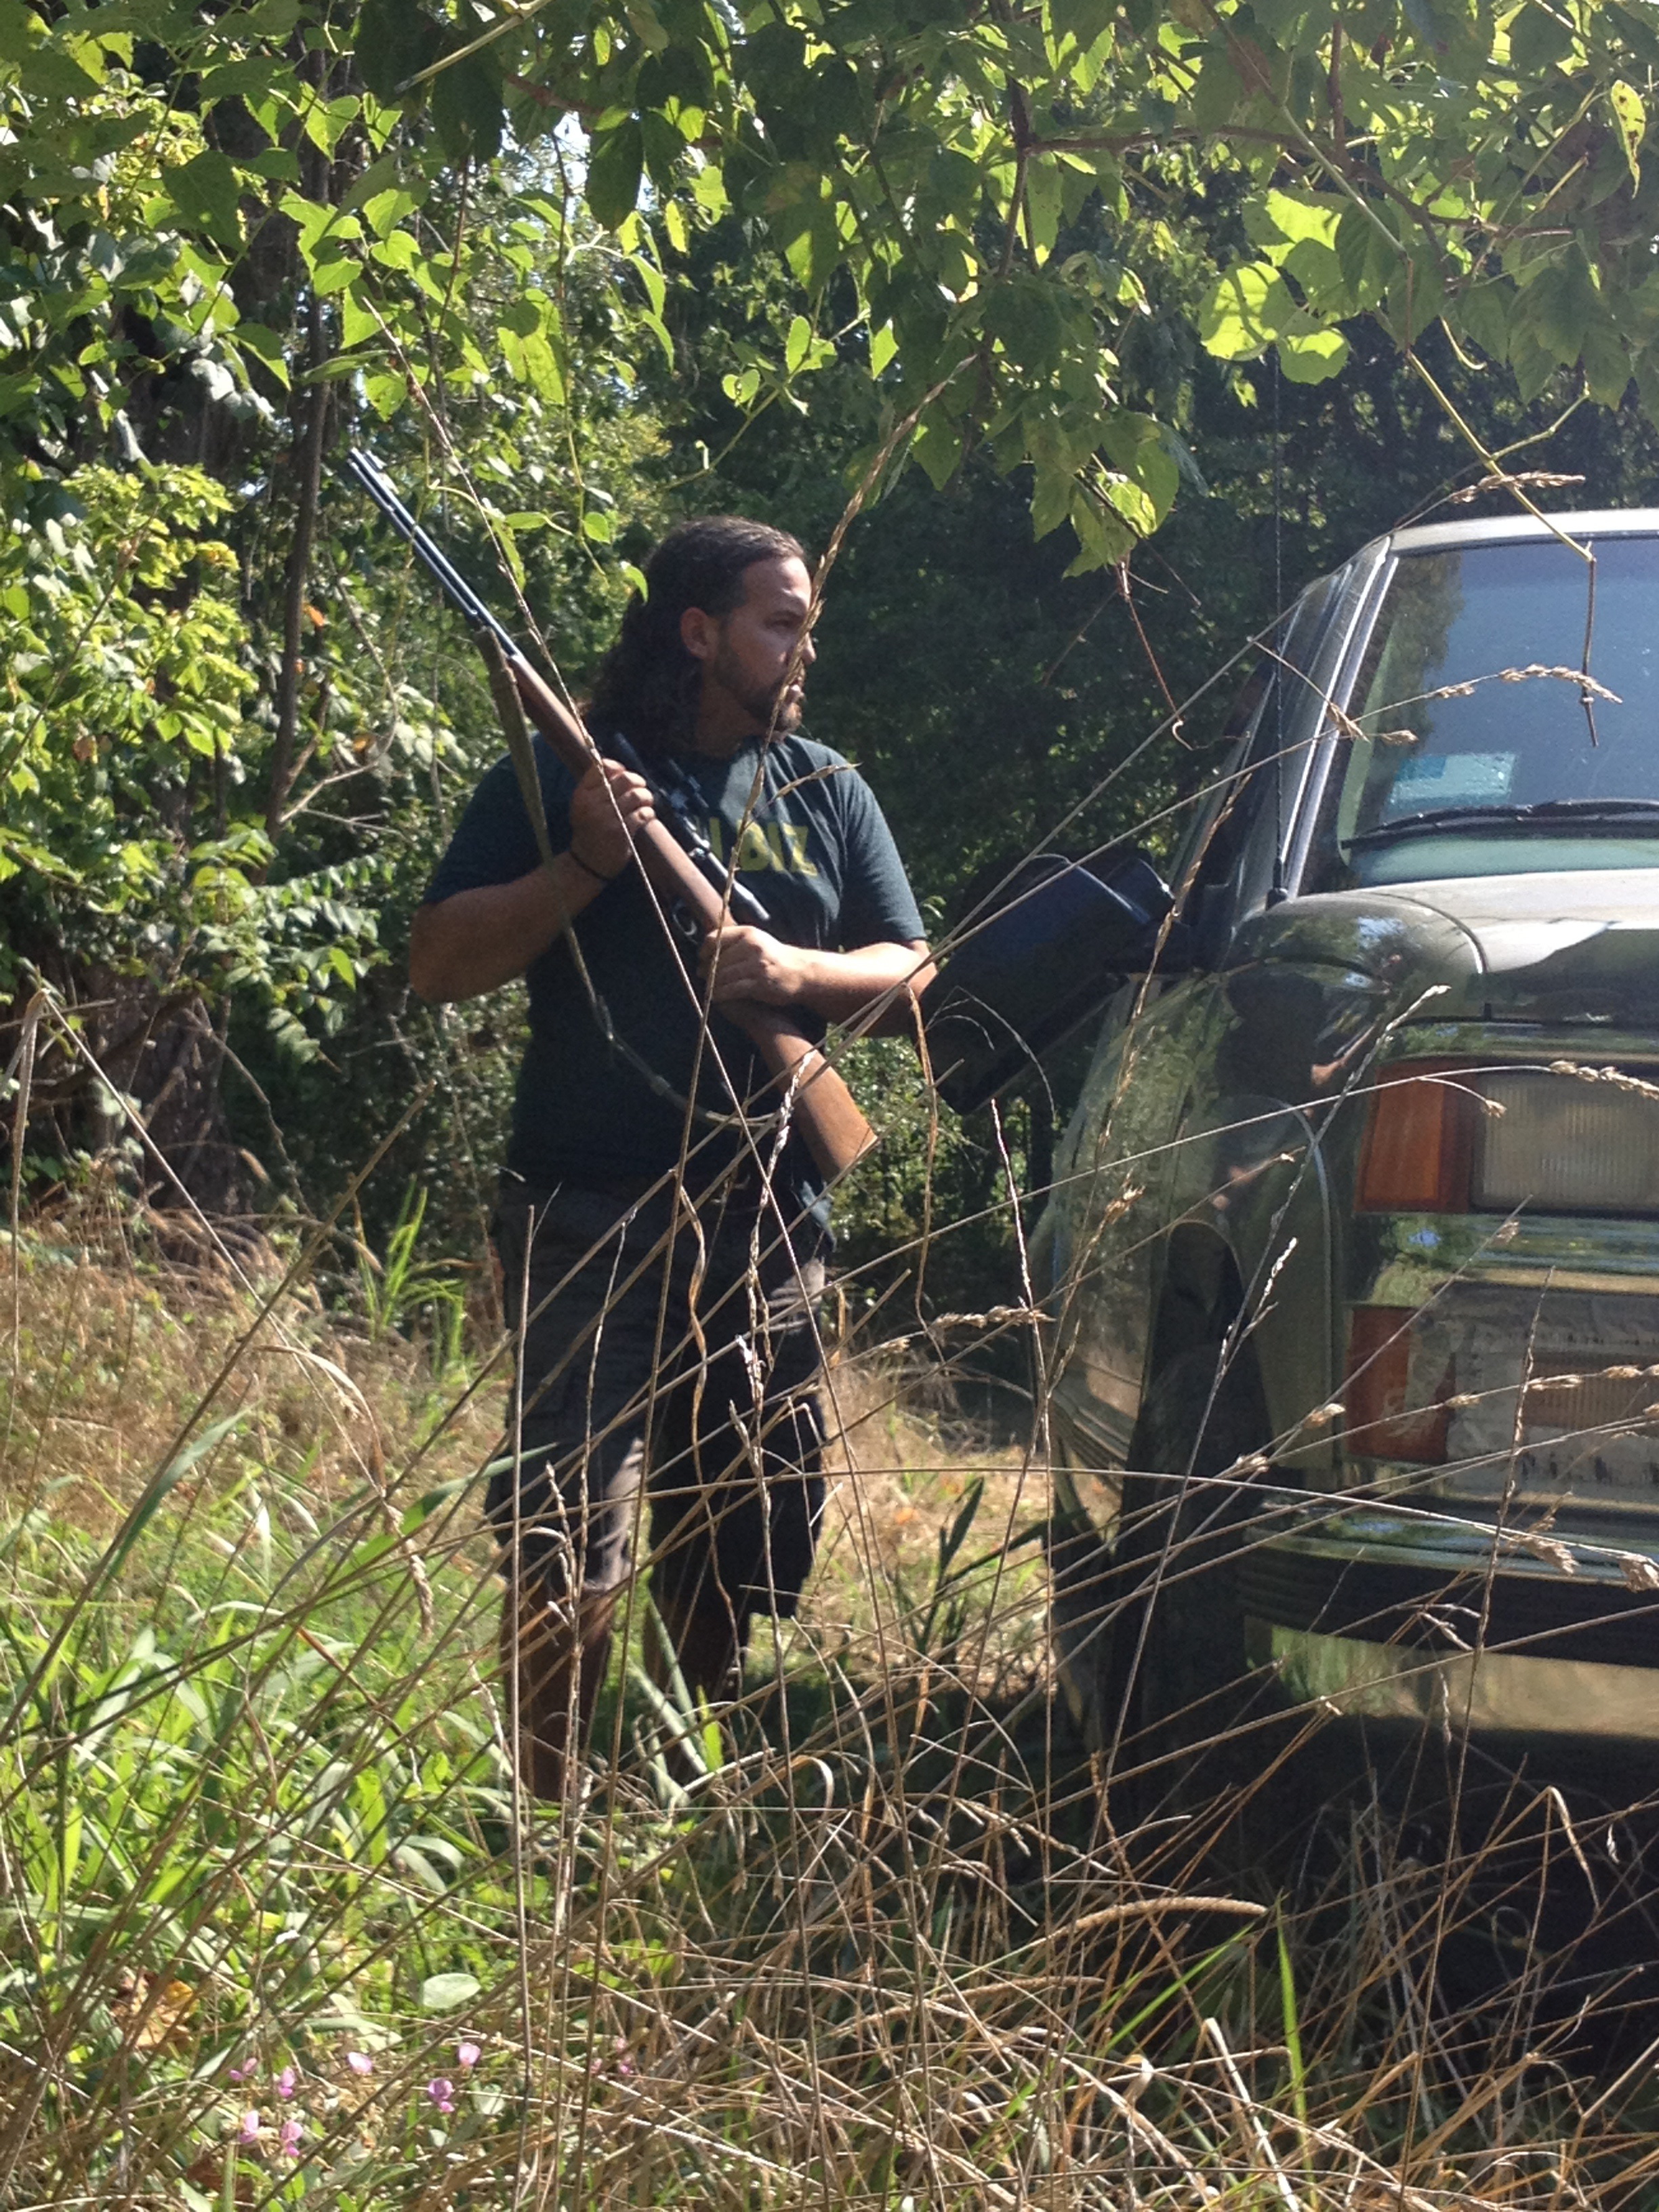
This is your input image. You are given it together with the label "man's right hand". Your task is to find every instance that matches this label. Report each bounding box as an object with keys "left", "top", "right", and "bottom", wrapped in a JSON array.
[
  {"left": 569, "top": 760, "right": 655, "bottom": 879},
  {"left": 410, "top": 758, "right": 657, "bottom": 1004}
]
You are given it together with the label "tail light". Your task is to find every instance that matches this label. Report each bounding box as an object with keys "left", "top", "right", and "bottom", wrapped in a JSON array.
[
  {"left": 1344, "top": 1305, "right": 1452, "bottom": 1462},
  {"left": 1475, "top": 1069, "right": 1659, "bottom": 1214},
  {"left": 1357, "top": 1059, "right": 1659, "bottom": 1216},
  {"left": 1356, "top": 1061, "right": 1474, "bottom": 1212}
]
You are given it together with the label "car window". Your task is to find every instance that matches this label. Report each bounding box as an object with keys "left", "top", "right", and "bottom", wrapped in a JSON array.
[
  {"left": 1174, "top": 575, "right": 1338, "bottom": 952},
  {"left": 1305, "top": 535, "right": 1659, "bottom": 889}
]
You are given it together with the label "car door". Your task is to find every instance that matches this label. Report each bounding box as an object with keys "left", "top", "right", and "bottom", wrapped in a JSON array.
[{"left": 1042, "top": 554, "right": 1382, "bottom": 1515}]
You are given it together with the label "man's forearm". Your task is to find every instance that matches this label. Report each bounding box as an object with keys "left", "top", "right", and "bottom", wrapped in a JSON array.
[
  {"left": 795, "top": 941, "right": 935, "bottom": 1029},
  {"left": 409, "top": 854, "right": 606, "bottom": 1003}
]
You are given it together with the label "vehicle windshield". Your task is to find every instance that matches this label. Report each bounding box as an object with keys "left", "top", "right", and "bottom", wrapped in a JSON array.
[{"left": 1305, "top": 535, "right": 1659, "bottom": 888}]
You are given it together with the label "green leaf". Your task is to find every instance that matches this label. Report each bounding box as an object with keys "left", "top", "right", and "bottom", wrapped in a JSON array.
[
  {"left": 1064, "top": 484, "right": 1134, "bottom": 573},
  {"left": 912, "top": 410, "right": 964, "bottom": 492},
  {"left": 1280, "top": 236, "right": 1346, "bottom": 313},
  {"left": 362, "top": 184, "right": 422, "bottom": 240},
  {"left": 1099, "top": 411, "right": 1179, "bottom": 521},
  {"left": 768, "top": 171, "right": 844, "bottom": 291},
  {"left": 498, "top": 295, "right": 540, "bottom": 339},
  {"left": 420, "top": 1971, "right": 481, "bottom": 2011},
  {"left": 310, "top": 254, "right": 360, "bottom": 298},
  {"left": 1047, "top": 0, "right": 1115, "bottom": 51},
  {"left": 1520, "top": 253, "right": 1600, "bottom": 366},
  {"left": 371, "top": 230, "right": 419, "bottom": 272},
  {"left": 305, "top": 93, "right": 362, "bottom": 159},
  {"left": 163, "top": 150, "right": 243, "bottom": 251},
  {"left": 937, "top": 1476, "right": 985, "bottom": 1577},
  {"left": 1244, "top": 188, "right": 1342, "bottom": 263},
  {"left": 104, "top": 1418, "right": 244, "bottom": 1584},
  {"left": 232, "top": 321, "right": 290, "bottom": 387},
  {"left": 1399, "top": 0, "right": 1451, "bottom": 47},
  {"left": 1456, "top": 280, "right": 1511, "bottom": 364},
  {"left": 981, "top": 276, "right": 1065, "bottom": 371},
  {"left": 363, "top": 368, "right": 406, "bottom": 418},
  {"left": 1189, "top": 41, "right": 1242, "bottom": 131},
  {"left": 1609, "top": 79, "right": 1645, "bottom": 189},
  {"left": 1509, "top": 2, "right": 1575, "bottom": 70},
  {"left": 1025, "top": 158, "right": 1063, "bottom": 264},
  {"left": 242, "top": 146, "right": 300, "bottom": 183},
  {"left": 1197, "top": 262, "right": 1296, "bottom": 359},
  {"left": 0, "top": 0, "right": 41, "bottom": 64},
  {"left": 631, "top": 254, "right": 665, "bottom": 318},
  {"left": 1507, "top": 320, "right": 1557, "bottom": 403},
  {"left": 588, "top": 120, "right": 643, "bottom": 230},
  {"left": 1031, "top": 462, "right": 1071, "bottom": 539},
  {"left": 432, "top": 53, "right": 503, "bottom": 165},
  {"left": 499, "top": 326, "right": 565, "bottom": 401},
  {"left": 354, "top": 0, "right": 444, "bottom": 105},
  {"left": 1276, "top": 324, "right": 1350, "bottom": 383},
  {"left": 18, "top": 39, "right": 99, "bottom": 98},
  {"left": 1383, "top": 253, "right": 1446, "bottom": 347},
  {"left": 1634, "top": 346, "right": 1659, "bottom": 432},
  {"left": 1580, "top": 321, "right": 1631, "bottom": 407},
  {"left": 1335, "top": 203, "right": 1397, "bottom": 310},
  {"left": 338, "top": 292, "right": 380, "bottom": 349},
  {"left": 785, "top": 313, "right": 811, "bottom": 374}
]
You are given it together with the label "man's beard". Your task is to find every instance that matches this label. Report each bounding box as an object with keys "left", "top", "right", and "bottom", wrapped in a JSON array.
[
  {"left": 762, "top": 677, "right": 805, "bottom": 733},
  {"left": 713, "top": 645, "right": 805, "bottom": 734}
]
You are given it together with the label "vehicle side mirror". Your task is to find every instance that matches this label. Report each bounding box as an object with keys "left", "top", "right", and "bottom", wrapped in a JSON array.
[{"left": 922, "top": 848, "right": 1180, "bottom": 1115}]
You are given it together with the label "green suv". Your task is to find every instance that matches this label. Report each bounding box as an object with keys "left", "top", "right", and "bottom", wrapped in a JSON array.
[{"left": 1013, "top": 510, "right": 1659, "bottom": 1778}]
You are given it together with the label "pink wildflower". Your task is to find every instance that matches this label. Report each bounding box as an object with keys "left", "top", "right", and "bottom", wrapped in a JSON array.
[
  {"left": 456, "top": 2041, "right": 480, "bottom": 2070},
  {"left": 237, "top": 2110, "right": 262, "bottom": 2146},
  {"left": 426, "top": 2076, "right": 456, "bottom": 2115},
  {"left": 346, "top": 2050, "right": 374, "bottom": 2077},
  {"left": 277, "top": 2116, "right": 303, "bottom": 2160},
  {"left": 275, "top": 2065, "right": 297, "bottom": 2100}
]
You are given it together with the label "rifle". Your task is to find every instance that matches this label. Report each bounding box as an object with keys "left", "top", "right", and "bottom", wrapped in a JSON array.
[{"left": 345, "top": 449, "right": 876, "bottom": 1182}]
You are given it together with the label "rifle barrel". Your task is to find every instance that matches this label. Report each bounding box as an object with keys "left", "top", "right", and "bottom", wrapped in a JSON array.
[{"left": 344, "top": 449, "right": 518, "bottom": 657}]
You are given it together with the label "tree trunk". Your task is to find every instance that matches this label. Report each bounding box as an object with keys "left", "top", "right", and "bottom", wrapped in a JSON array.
[{"left": 266, "top": 287, "right": 331, "bottom": 838}]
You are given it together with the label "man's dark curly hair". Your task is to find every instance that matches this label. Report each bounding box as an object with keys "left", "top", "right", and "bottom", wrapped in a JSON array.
[{"left": 586, "top": 515, "right": 806, "bottom": 757}]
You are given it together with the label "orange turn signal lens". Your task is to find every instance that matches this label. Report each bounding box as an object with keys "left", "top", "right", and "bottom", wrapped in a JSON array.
[
  {"left": 1356, "top": 1060, "right": 1473, "bottom": 1212},
  {"left": 1344, "top": 1306, "right": 1451, "bottom": 1463}
]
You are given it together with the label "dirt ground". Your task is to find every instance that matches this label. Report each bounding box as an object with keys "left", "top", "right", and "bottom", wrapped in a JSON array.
[
  {"left": 795, "top": 1353, "right": 1052, "bottom": 1696},
  {"left": 0, "top": 1216, "right": 1053, "bottom": 1702}
]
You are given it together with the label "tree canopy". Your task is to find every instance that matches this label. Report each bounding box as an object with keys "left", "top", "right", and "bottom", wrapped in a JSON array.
[{"left": 2, "top": 0, "right": 1658, "bottom": 1239}]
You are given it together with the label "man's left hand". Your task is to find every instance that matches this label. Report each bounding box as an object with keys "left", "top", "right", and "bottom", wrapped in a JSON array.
[{"left": 699, "top": 924, "right": 808, "bottom": 1006}]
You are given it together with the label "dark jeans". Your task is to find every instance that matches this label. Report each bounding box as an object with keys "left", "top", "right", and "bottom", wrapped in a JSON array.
[{"left": 489, "top": 1179, "right": 829, "bottom": 1647}]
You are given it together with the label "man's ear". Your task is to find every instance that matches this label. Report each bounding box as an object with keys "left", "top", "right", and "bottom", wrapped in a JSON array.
[{"left": 680, "top": 605, "right": 718, "bottom": 664}]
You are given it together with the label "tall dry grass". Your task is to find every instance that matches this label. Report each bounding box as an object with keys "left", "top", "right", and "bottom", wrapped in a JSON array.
[{"left": 2, "top": 1185, "right": 1658, "bottom": 2211}]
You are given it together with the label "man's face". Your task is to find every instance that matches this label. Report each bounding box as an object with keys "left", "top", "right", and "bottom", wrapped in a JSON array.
[{"left": 689, "top": 555, "right": 816, "bottom": 739}]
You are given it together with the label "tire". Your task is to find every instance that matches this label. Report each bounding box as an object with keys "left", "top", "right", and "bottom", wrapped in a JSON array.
[
  {"left": 1048, "top": 1507, "right": 1118, "bottom": 1750},
  {"left": 1107, "top": 1343, "right": 1269, "bottom": 1825}
]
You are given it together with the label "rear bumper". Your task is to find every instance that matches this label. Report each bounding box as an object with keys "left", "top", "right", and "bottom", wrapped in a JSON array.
[
  {"left": 1254, "top": 1622, "right": 1659, "bottom": 1742},
  {"left": 1243, "top": 1511, "right": 1659, "bottom": 1744}
]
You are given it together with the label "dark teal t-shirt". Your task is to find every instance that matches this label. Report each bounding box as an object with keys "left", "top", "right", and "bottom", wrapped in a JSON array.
[{"left": 422, "top": 732, "right": 924, "bottom": 1203}]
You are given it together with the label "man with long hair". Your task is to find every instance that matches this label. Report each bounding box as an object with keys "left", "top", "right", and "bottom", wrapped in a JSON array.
[{"left": 410, "top": 518, "right": 929, "bottom": 1795}]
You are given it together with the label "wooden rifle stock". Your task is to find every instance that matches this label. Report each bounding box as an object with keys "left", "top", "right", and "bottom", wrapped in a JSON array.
[{"left": 478, "top": 634, "right": 876, "bottom": 1184}]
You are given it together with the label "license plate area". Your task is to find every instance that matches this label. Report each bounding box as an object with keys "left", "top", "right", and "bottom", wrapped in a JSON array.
[{"left": 1397, "top": 1287, "right": 1659, "bottom": 1502}]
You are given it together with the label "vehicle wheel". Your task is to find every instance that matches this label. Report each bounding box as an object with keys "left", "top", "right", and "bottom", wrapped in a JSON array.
[
  {"left": 1048, "top": 1507, "right": 1118, "bottom": 1751},
  {"left": 1107, "top": 1343, "right": 1270, "bottom": 1826}
]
